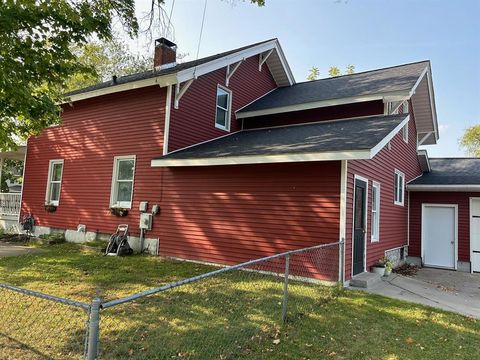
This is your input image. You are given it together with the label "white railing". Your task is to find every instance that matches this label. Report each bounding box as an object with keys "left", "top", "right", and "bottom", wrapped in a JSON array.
[{"left": 0, "top": 193, "right": 21, "bottom": 217}]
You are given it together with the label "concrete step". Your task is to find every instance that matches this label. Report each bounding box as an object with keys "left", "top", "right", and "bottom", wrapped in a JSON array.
[{"left": 350, "top": 272, "right": 382, "bottom": 289}]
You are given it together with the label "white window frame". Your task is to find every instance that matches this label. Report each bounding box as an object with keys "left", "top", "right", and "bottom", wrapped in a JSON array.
[
  {"left": 402, "top": 121, "right": 409, "bottom": 143},
  {"left": 110, "top": 155, "right": 136, "bottom": 209},
  {"left": 394, "top": 170, "right": 405, "bottom": 206},
  {"left": 215, "top": 85, "right": 232, "bottom": 131},
  {"left": 45, "top": 159, "right": 64, "bottom": 206},
  {"left": 371, "top": 182, "right": 380, "bottom": 242}
]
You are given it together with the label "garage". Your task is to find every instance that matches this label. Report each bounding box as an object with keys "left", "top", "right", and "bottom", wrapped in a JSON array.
[
  {"left": 422, "top": 204, "right": 457, "bottom": 269},
  {"left": 407, "top": 158, "right": 480, "bottom": 273}
]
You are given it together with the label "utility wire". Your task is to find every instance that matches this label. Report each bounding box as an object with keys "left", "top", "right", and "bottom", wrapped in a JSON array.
[
  {"left": 193, "top": 0, "right": 208, "bottom": 78},
  {"left": 166, "top": 0, "right": 176, "bottom": 38}
]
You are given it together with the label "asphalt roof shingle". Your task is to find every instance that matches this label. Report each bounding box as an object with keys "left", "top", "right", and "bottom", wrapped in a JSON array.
[
  {"left": 65, "top": 39, "right": 275, "bottom": 97},
  {"left": 239, "top": 61, "right": 429, "bottom": 114},
  {"left": 409, "top": 158, "right": 480, "bottom": 185},
  {"left": 154, "top": 114, "right": 407, "bottom": 162}
]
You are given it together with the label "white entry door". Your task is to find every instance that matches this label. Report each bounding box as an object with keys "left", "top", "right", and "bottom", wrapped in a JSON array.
[
  {"left": 422, "top": 205, "right": 457, "bottom": 269},
  {"left": 471, "top": 199, "right": 480, "bottom": 272}
]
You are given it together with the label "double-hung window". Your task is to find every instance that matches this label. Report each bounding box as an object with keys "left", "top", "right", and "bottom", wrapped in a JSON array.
[
  {"left": 394, "top": 170, "right": 405, "bottom": 206},
  {"left": 110, "top": 156, "right": 136, "bottom": 208},
  {"left": 371, "top": 182, "right": 380, "bottom": 242},
  {"left": 45, "top": 160, "right": 64, "bottom": 206},
  {"left": 215, "top": 85, "right": 232, "bottom": 131}
]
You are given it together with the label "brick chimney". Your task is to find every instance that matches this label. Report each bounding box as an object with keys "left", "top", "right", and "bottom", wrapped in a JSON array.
[{"left": 154, "top": 38, "right": 177, "bottom": 69}]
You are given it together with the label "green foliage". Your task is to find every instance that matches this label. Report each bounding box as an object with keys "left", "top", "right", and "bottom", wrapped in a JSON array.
[
  {"left": 0, "top": 0, "right": 140, "bottom": 151},
  {"left": 39, "top": 233, "right": 66, "bottom": 245},
  {"left": 0, "top": 159, "right": 23, "bottom": 193},
  {"left": 307, "top": 66, "right": 320, "bottom": 81},
  {"left": 307, "top": 65, "right": 356, "bottom": 80},
  {"left": 66, "top": 38, "right": 154, "bottom": 92},
  {"left": 328, "top": 66, "right": 341, "bottom": 77},
  {"left": 459, "top": 124, "right": 480, "bottom": 157}
]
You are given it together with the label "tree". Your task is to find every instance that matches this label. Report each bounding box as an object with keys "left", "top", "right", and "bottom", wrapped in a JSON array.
[
  {"left": 307, "top": 65, "right": 356, "bottom": 80},
  {"left": 0, "top": 160, "right": 23, "bottom": 193},
  {"left": 307, "top": 66, "right": 320, "bottom": 81},
  {"left": 0, "top": 0, "right": 139, "bottom": 151},
  {"left": 66, "top": 39, "right": 153, "bottom": 92},
  {"left": 459, "top": 125, "right": 480, "bottom": 157}
]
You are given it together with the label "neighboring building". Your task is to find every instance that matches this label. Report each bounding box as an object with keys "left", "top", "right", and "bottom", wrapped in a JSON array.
[{"left": 15, "top": 38, "right": 479, "bottom": 281}]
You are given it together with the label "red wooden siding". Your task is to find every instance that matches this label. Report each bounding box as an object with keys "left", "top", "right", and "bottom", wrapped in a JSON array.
[
  {"left": 156, "top": 161, "right": 341, "bottom": 269},
  {"left": 243, "top": 100, "right": 384, "bottom": 129},
  {"left": 21, "top": 86, "right": 167, "bottom": 237},
  {"left": 344, "top": 104, "right": 422, "bottom": 279},
  {"left": 167, "top": 55, "right": 277, "bottom": 152},
  {"left": 409, "top": 192, "right": 480, "bottom": 262}
]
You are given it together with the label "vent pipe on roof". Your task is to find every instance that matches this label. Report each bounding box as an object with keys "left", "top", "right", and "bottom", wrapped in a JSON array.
[{"left": 154, "top": 37, "right": 177, "bottom": 69}]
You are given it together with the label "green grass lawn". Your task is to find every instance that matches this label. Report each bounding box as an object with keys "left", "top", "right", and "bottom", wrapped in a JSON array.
[{"left": 0, "top": 243, "right": 479, "bottom": 359}]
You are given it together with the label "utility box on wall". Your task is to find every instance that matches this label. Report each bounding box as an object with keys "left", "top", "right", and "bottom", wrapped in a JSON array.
[{"left": 140, "top": 213, "right": 152, "bottom": 230}]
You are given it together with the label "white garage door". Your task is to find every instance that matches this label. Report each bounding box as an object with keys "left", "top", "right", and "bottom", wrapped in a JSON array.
[{"left": 422, "top": 205, "right": 457, "bottom": 269}]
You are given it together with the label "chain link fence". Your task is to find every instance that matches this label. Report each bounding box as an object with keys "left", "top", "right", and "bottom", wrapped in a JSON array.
[
  {"left": 0, "top": 241, "right": 343, "bottom": 359},
  {"left": 0, "top": 284, "right": 91, "bottom": 360}
]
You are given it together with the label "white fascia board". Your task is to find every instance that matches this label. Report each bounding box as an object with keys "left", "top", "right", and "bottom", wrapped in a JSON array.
[
  {"left": 64, "top": 39, "right": 293, "bottom": 104},
  {"left": 65, "top": 74, "right": 177, "bottom": 103},
  {"left": 175, "top": 40, "right": 287, "bottom": 84},
  {"left": 150, "top": 149, "right": 371, "bottom": 168},
  {"left": 369, "top": 115, "right": 410, "bottom": 157},
  {"left": 407, "top": 184, "right": 480, "bottom": 192},
  {"left": 236, "top": 91, "right": 410, "bottom": 119}
]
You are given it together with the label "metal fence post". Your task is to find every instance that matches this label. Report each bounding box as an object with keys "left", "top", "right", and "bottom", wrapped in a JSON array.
[
  {"left": 282, "top": 254, "right": 290, "bottom": 324},
  {"left": 87, "top": 297, "right": 101, "bottom": 360},
  {"left": 339, "top": 238, "right": 345, "bottom": 286}
]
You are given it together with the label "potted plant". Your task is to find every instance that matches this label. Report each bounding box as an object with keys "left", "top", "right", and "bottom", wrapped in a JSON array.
[
  {"left": 384, "top": 257, "right": 394, "bottom": 276},
  {"left": 110, "top": 207, "right": 128, "bottom": 217},
  {"left": 44, "top": 204, "right": 57, "bottom": 213},
  {"left": 372, "top": 256, "right": 386, "bottom": 276},
  {"left": 372, "top": 256, "right": 393, "bottom": 276}
]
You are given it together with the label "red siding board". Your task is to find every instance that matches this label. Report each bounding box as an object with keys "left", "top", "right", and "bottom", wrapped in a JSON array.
[
  {"left": 409, "top": 192, "right": 480, "bottom": 262},
  {"left": 344, "top": 103, "right": 423, "bottom": 280},
  {"left": 156, "top": 162, "right": 342, "bottom": 266},
  {"left": 167, "top": 55, "right": 277, "bottom": 152},
  {"left": 21, "top": 86, "right": 167, "bottom": 238},
  {"left": 244, "top": 100, "right": 384, "bottom": 129}
]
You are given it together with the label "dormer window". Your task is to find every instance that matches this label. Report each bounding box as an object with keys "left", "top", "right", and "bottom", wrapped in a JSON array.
[{"left": 215, "top": 85, "right": 232, "bottom": 131}]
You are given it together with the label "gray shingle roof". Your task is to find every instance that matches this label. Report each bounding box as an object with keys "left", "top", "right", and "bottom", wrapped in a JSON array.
[
  {"left": 65, "top": 39, "right": 276, "bottom": 97},
  {"left": 238, "top": 61, "right": 429, "bottom": 114},
  {"left": 154, "top": 114, "right": 406, "bottom": 162},
  {"left": 409, "top": 158, "right": 480, "bottom": 185}
]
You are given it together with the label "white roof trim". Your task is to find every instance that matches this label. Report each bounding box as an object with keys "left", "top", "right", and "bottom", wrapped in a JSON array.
[
  {"left": 417, "top": 149, "right": 431, "bottom": 172},
  {"left": 407, "top": 184, "right": 480, "bottom": 192},
  {"left": 150, "top": 115, "right": 409, "bottom": 167},
  {"left": 176, "top": 40, "right": 294, "bottom": 85},
  {"left": 65, "top": 39, "right": 294, "bottom": 104},
  {"left": 151, "top": 149, "right": 371, "bottom": 167},
  {"left": 236, "top": 91, "right": 409, "bottom": 119},
  {"left": 370, "top": 115, "right": 409, "bottom": 157}
]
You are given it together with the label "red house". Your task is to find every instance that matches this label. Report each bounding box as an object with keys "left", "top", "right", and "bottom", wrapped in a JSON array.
[{"left": 14, "top": 38, "right": 479, "bottom": 282}]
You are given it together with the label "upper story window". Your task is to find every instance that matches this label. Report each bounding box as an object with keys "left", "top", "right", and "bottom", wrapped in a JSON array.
[
  {"left": 371, "top": 182, "right": 380, "bottom": 242},
  {"left": 402, "top": 121, "right": 409, "bottom": 143},
  {"left": 215, "top": 85, "right": 232, "bottom": 131},
  {"left": 394, "top": 169, "right": 405, "bottom": 206},
  {"left": 45, "top": 159, "right": 64, "bottom": 206},
  {"left": 110, "top": 156, "right": 136, "bottom": 209}
]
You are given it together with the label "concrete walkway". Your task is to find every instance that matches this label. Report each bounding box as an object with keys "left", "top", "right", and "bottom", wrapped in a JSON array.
[
  {"left": 353, "top": 268, "right": 480, "bottom": 319},
  {"left": 0, "top": 243, "right": 43, "bottom": 257}
]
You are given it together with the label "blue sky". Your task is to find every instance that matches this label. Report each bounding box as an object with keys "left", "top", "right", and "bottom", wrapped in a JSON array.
[{"left": 136, "top": 0, "right": 480, "bottom": 157}]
